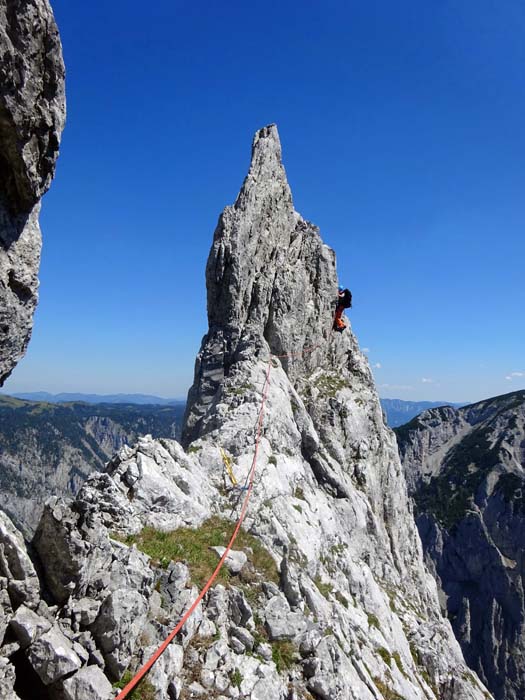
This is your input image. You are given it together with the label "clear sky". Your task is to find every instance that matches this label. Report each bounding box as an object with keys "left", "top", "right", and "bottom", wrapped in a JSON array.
[{"left": 3, "top": 0, "right": 524, "bottom": 403}]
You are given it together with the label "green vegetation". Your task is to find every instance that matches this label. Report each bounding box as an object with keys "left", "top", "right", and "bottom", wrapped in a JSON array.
[
  {"left": 495, "top": 473, "right": 525, "bottom": 514},
  {"left": 231, "top": 383, "right": 255, "bottom": 396},
  {"left": 187, "top": 445, "right": 201, "bottom": 454},
  {"left": 334, "top": 591, "right": 349, "bottom": 609},
  {"left": 392, "top": 652, "right": 406, "bottom": 677},
  {"left": 124, "top": 516, "right": 278, "bottom": 587},
  {"left": 329, "top": 542, "right": 347, "bottom": 555},
  {"left": 271, "top": 640, "right": 297, "bottom": 672},
  {"left": 367, "top": 613, "right": 380, "bottom": 629},
  {"left": 294, "top": 486, "right": 306, "bottom": 500},
  {"left": 230, "top": 668, "right": 243, "bottom": 688},
  {"left": 377, "top": 647, "right": 391, "bottom": 664},
  {"left": 113, "top": 671, "right": 156, "bottom": 699},
  {"left": 293, "top": 504, "right": 303, "bottom": 514},
  {"left": 268, "top": 454, "right": 277, "bottom": 466},
  {"left": 373, "top": 678, "right": 406, "bottom": 700},
  {"left": 313, "top": 372, "right": 349, "bottom": 398},
  {"left": 314, "top": 576, "right": 333, "bottom": 599}
]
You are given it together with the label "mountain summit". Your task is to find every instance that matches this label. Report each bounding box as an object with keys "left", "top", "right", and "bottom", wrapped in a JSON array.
[
  {"left": 184, "top": 124, "right": 346, "bottom": 444},
  {"left": 0, "top": 125, "right": 491, "bottom": 699}
]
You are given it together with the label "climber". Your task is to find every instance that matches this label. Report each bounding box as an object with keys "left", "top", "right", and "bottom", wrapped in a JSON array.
[{"left": 333, "top": 286, "right": 352, "bottom": 332}]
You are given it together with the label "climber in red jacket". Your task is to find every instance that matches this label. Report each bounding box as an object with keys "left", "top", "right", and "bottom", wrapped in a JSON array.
[{"left": 333, "top": 286, "right": 352, "bottom": 332}]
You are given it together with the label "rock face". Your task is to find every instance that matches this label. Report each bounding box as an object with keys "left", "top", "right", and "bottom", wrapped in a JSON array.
[
  {"left": 0, "top": 126, "right": 491, "bottom": 698},
  {"left": 396, "top": 390, "right": 525, "bottom": 700},
  {"left": 0, "top": 0, "right": 66, "bottom": 385}
]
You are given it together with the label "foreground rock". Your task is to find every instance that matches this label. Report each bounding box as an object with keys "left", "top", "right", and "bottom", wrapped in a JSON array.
[
  {"left": 0, "top": 0, "right": 66, "bottom": 385},
  {"left": 397, "top": 390, "right": 525, "bottom": 700},
  {"left": 0, "top": 127, "right": 491, "bottom": 698}
]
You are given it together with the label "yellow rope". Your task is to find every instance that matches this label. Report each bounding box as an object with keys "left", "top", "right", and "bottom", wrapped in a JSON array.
[{"left": 220, "top": 448, "right": 237, "bottom": 486}]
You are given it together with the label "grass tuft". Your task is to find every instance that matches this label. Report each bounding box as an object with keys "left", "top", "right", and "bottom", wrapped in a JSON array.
[
  {"left": 125, "top": 516, "right": 278, "bottom": 588},
  {"left": 367, "top": 612, "right": 380, "bottom": 629},
  {"left": 314, "top": 575, "right": 333, "bottom": 599},
  {"left": 113, "top": 671, "right": 156, "bottom": 699},
  {"left": 271, "top": 640, "right": 297, "bottom": 672}
]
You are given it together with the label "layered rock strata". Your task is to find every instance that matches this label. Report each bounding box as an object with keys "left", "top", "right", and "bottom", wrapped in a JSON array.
[
  {"left": 397, "top": 390, "right": 525, "bottom": 700},
  {"left": 0, "top": 126, "right": 491, "bottom": 698},
  {"left": 0, "top": 0, "right": 65, "bottom": 385}
]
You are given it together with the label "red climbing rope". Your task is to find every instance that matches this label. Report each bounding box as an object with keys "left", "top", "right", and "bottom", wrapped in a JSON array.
[{"left": 114, "top": 358, "right": 273, "bottom": 699}]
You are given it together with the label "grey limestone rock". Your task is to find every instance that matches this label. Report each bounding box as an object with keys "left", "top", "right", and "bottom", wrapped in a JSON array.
[
  {"left": 397, "top": 390, "right": 525, "bottom": 700},
  {"left": 210, "top": 546, "right": 248, "bottom": 574},
  {"left": 264, "top": 594, "right": 307, "bottom": 641},
  {"left": 178, "top": 125, "right": 490, "bottom": 699},
  {"left": 27, "top": 625, "right": 82, "bottom": 685},
  {"left": 0, "top": 0, "right": 65, "bottom": 385},
  {"left": 60, "top": 665, "right": 113, "bottom": 700},
  {"left": 9, "top": 604, "right": 51, "bottom": 648},
  {"left": 90, "top": 588, "right": 149, "bottom": 679},
  {"left": 0, "top": 510, "right": 39, "bottom": 609},
  {"left": 0, "top": 656, "right": 20, "bottom": 700}
]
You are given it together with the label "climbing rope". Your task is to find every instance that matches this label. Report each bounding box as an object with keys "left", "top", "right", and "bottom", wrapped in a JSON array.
[
  {"left": 114, "top": 316, "right": 342, "bottom": 698},
  {"left": 114, "top": 358, "right": 273, "bottom": 700}
]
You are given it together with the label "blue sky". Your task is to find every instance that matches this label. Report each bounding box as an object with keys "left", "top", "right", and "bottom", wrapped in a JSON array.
[{"left": 3, "top": 0, "right": 524, "bottom": 402}]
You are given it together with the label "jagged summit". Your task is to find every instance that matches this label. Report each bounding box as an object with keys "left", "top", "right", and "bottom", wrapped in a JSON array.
[
  {"left": 184, "top": 124, "right": 354, "bottom": 445},
  {"left": 234, "top": 124, "right": 288, "bottom": 212}
]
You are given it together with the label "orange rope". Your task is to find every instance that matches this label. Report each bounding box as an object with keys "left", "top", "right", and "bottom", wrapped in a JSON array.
[
  {"left": 114, "top": 358, "right": 273, "bottom": 699},
  {"left": 114, "top": 315, "right": 339, "bottom": 698}
]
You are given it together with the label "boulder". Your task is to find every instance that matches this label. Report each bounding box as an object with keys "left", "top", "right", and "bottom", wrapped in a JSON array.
[
  {"left": 0, "top": 511, "right": 39, "bottom": 609},
  {"left": 9, "top": 604, "right": 51, "bottom": 649},
  {"left": 61, "top": 665, "right": 113, "bottom": 700},
  {"left": 90, "top": 588, "right": 149, "bottom": 679},
  {"left": 210, "top": 546, "right": 247, "bottom": 574},
  {"left": 27, "top": 626, "right": 82, "bottom": 685}
]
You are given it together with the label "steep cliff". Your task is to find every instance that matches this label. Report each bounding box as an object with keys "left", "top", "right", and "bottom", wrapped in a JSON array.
[
  {"left": 396, "top": 391, "right": 525, "bottom": 700},
  {"left": 0, "top": 0, "right": 65, "bottom": 385},
  {"left": 0, "top": 126, "right": 491, "bottom": 699}
]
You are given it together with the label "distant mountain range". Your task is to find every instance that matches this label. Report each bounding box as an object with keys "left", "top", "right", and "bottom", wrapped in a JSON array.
[
  {"left": 379, "top": 398, "right": 463, "bottom": 427},
  {"left": 0, "top": 394, "right": 186, "bottom": 537},
  {"left": 5, "top": 391, "right": 185, "bottom": 405},
  {"left": 2, "top": 393, "right": 462, "bottom": 427}
]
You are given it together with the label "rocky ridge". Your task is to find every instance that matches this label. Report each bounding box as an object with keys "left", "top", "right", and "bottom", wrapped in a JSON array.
[
  {"left": 0, "top": 0, "right": 66, "bottom": 385},
  {"left": 0, "top": 125, "right": 491, "bottom": 699},
  {"left": 396, "top": 391, "right": 525, "bottom": 700},
  {"left": 0, "top": 396, "right": 185, "bottom": 538}
]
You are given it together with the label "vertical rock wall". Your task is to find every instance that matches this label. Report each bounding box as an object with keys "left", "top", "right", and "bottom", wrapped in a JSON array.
[
  {"left": 397, "top": 391, "right": 525, "bottom": 700},
  {"left": 0, "top": 0, "right": 65, "bottom": 385}
]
